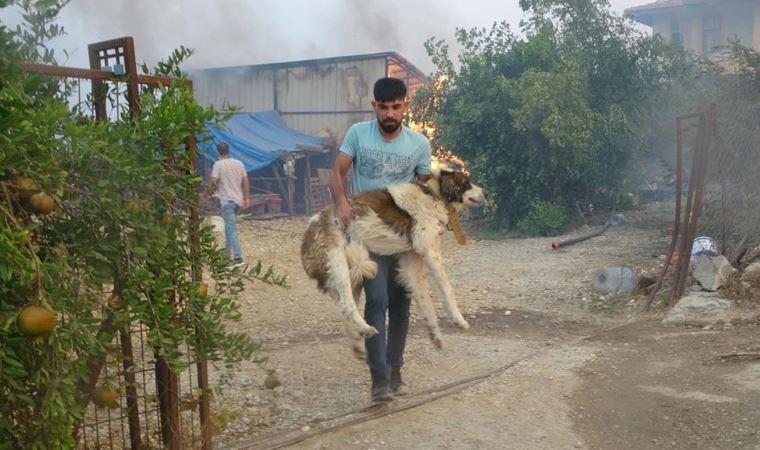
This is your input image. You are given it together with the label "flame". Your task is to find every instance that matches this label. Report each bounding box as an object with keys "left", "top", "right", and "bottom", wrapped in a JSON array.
[
  {"left": 409, "top": 74, "right": 468, "bottom": 174},
  {"left": 408, "top": 122, "right": 469, "bottom": 174},
  {"left": 432, "top": 152, "right": 468, "bottom": 174},
  {"left": 408, "top": 119, "right": 435, "bottom": 137}
]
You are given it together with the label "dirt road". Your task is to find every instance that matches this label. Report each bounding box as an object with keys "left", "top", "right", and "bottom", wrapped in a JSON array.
[{"left": 211, "top": 203, "right": 760, "bottom": 450}]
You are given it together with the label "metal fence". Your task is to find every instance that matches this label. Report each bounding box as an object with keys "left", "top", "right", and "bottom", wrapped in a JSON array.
[
  {"left": 701, "top": 100, "right": 760, "bottom": 266},
  {"left": 21, "top": 37, "right": 212, "bottom": 449},
  {"left": 646, "top": 100, "right": 760, "bottom": 309}
]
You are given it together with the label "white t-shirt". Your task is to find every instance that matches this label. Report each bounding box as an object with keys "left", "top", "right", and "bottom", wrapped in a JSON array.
[{"left": 211, "top": 157, "right": 247, "bottom": 206}]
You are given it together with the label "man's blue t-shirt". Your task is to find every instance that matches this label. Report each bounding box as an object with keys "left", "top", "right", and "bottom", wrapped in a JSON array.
[{"left": 339, "top": 120, "right": 432, "bottom": 193}]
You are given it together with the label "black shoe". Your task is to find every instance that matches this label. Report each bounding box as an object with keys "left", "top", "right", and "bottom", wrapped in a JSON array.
[
  {"left": 371, "top": 369, "right": 394, "bottom": 403},
  {"left": 390, "top": 366, "right": 410, "bottom": 396}
]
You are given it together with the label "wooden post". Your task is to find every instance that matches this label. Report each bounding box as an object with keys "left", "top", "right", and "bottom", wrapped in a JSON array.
[
  {"left": 122, "top": 37, "right": 141, "bottom": 118},
  {"left": 87, "top": 46, "right": 107, "bottom": 121},
  {"left": 288, "top": 177, "right": 295, "bottom": 218},
  {"left": 305, "top": 154, "right": 313, "bottom": 215},
  {"left": 271, "top": 163, "right": 293, "bottom": 218}
]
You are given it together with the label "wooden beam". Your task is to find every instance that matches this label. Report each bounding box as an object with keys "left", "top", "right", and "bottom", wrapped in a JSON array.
[
  {"left": 305, "top": 155, "right": 313, "bottom": 215},
  {"left": 19, "top": 63, "right": 192, "bottom": 88},
  {"left": 270, "top": 164, "right": 292, "bottom": 218}
]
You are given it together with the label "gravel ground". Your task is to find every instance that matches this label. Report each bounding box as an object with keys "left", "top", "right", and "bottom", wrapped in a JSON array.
[{"left": 207, "top": 203, "right": 678, "bottom": 447}]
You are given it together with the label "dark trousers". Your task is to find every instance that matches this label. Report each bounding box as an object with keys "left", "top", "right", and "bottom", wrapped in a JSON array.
[{"left": 363, "top": 253, "right": 411, "bottom": 373}]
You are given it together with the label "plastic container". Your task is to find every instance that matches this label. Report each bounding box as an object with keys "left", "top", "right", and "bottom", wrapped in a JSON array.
[
  {"left": 592, "top": 267, "right": 637, "bottom": 294},
  {"left": 691, "top": 236, "right": 717, "bottom": 256}
]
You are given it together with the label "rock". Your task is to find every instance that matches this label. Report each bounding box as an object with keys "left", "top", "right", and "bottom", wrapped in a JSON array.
[
  {"left": 742, "top": 245, "right": 760, "bottom": 265},
  {"left": 741, "top": 262, "right": 760, "bottom": 288},
  {"left": 663, "top": 292, "right": 734, "bottom": 324},
  {"left": 301, "top": 425, "right": 311, "bottom": 432},
  {"left": 693, "top": 255, "right": 737, "bottom": 291},
  {"left": 592, "top": 267, "right": 636, "bottom": 293},
  {"left": 264, "top": 372, "right": 281, "bottom": 389}
]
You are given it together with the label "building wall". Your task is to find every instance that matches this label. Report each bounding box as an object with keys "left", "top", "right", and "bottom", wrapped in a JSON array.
[
  {"left": 189, "top": 57, "right": 388, "bottom": 138},
  {"left": 651, "top": 1, "right": 759, "bottom": 54}
]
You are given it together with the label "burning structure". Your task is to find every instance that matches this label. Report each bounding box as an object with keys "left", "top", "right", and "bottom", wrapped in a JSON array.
[{"left": 189, "top": 52, "right": 428, "bottom": 217}]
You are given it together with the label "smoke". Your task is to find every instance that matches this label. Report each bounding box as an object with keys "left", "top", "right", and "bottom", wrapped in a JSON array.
[{"left": 2, "top": 0, "right": 640, "bottom": 73}]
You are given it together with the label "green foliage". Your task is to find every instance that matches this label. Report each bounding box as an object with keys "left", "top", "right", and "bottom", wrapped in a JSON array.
[
  {"left": 517, "top": 200, "right": 567, "bottom": 236},
  {"left": 0, "top": 2, "right": 283, "bottom": 447},
  {"left": 412, "top": 0, "right": 704, "bottom": 230}
]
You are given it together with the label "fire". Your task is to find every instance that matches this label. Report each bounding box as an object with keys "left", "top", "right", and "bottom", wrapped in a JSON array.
[
  {"left": 408, "top": 119, "right": 435, "bottom": 137},
  {"left": 432, "top": 151, "right": 468, "bottom": 174},
  {"left": 408, "top": 121, "right": 468, "bottom": 174},
  {"left": 408, "top": 73, "right": 467, "bottom": 174}
]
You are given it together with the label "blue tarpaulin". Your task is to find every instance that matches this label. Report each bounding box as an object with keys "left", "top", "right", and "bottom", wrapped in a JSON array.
[{"left": 199, "top": 111, "right": 324, "bottom": 173}]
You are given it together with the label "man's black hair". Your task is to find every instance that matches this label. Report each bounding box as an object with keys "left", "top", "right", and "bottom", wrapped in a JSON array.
[
  {"left": 373, "top": 77, "right": 407, "bottom": 102},
  {"left": 216, "top": 142, "right": 230, "bottom": 155}
]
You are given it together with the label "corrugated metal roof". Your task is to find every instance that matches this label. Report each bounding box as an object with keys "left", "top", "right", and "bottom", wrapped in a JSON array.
[{"left": 188, "top": 52, "right": 427, "bottom": 83}]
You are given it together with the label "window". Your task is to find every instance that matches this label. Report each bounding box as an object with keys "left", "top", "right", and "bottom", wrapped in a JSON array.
[
  {"left": 702, "top": 15, "right": 721, "bottom": 52},
  {"left": 670, "top": 20, "right": 683, "bottom": 48}
]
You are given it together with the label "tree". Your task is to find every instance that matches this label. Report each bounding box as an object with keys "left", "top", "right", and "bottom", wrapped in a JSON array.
[
  {"left": 0, "top": 2, "right": 283, "bottom": 447},
  {"left": 412, "top": 0, "right": 703, "bottom": 232}
]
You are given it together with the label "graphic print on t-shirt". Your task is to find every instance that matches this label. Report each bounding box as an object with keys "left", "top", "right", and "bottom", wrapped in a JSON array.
[{"left": 356, "top": 145, "right": 413, "bottom": 180}]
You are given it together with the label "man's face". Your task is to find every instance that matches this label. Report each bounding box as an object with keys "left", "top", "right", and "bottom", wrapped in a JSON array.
[{"left": 372, "top": 98, "right": 408, "bottom": 134}]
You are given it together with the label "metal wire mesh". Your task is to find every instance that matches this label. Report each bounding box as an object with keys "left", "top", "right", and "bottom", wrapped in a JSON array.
[
  {"left": 701, "top": 100, "right": 760, "bottom": 262},
  {"left": 20, "top": 39, "right": 211, "bottom": 449},
  {"left": 78, "top": 323, "right": 205, "bottom": 450}
]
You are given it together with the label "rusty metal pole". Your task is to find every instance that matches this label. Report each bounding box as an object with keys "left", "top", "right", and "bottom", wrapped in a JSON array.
[
  {"left": 119, "top": 328, "right": 142, "bottom": 450},
  {"left": 671, "top": 114, "right": 705, "bottom": 303},
  {"left": 155, "top": 356, "right": 181, "bottom": 450},
  {"left": 645, "top": 115, "right": 687, "bottom": 310},
  {"left": 187, "top": 129, "right": 213, "bottom": 450},
  {"left": 674, "top": 113, "right": 711, "bottom": 301}
]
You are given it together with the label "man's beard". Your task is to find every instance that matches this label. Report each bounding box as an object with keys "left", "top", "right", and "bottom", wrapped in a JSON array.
[{"left": 379, "top": 119, "right": 401, "bottom": 133}]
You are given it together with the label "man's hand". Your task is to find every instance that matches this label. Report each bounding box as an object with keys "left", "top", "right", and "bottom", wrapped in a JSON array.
[
  {"left": 336, "top": 198, "right": 353, "bottom": 225},
  {"left": 330, "top": 153, "right": 354, "bottom": 225},
  {"left": 242, "top": 198, "right": 250, "bottom": 210}
]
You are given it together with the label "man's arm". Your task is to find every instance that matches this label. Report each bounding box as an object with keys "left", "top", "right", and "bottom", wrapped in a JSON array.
[
  {"left": 208, "top": 162, "right": 219, "bottom": 195},
  {"left": 329, "top": 153, "right": 354, "bottom": 224},
  {"left": 415, "top": 138, "right": 432, "bottom": 184},
  {"left": 241, "top": 174, "right": 250, "bottom": 209}
]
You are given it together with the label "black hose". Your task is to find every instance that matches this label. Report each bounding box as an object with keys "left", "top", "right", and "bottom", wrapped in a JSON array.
[{"left": 551, "top": 220, "right": 613, "bottom": 250}]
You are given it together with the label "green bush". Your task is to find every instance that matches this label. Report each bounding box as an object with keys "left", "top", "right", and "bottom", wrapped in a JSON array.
[
  {"left": 0, "top": 2, "right": 284, "bottom": 447},
  {"left": 411, "top": 0, "right": 703, "bottom": 229},
  {"left": 517, "top": 200, "right": 567, "bottom": 236}
]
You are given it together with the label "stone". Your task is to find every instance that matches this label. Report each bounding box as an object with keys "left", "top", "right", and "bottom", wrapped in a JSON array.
[
  {"left": 663, "top": 292, "right": 734, "bottom": 324},
  {"left": 264, "top": 372, "right": 281, "bottom": 389},
  {"left": 741, "top": 262, "right": 760, "bottom": 288},
  {"left": 693, "top": 255, "right": 737, "bottom": 291}
]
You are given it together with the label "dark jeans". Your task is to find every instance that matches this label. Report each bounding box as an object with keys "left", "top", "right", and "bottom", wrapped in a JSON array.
[{"left": 363, "top": 253, "right": 411, "bottom": 373}]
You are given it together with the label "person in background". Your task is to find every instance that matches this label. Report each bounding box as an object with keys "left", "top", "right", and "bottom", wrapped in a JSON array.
[{"left": 209, "top": 142, "right": 249, "bottom": 270}]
